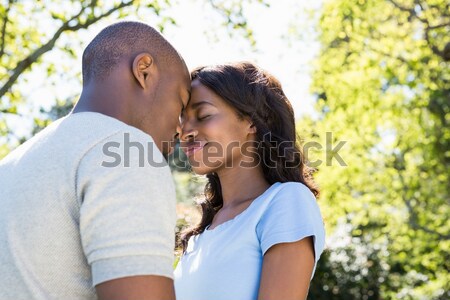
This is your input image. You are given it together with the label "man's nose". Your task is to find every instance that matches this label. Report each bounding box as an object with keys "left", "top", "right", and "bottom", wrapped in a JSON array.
[{"left": 175, "top": 124, "right": 182, "bottom": 138}]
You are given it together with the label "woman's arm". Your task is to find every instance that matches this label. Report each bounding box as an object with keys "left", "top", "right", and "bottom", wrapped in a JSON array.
[{"left": 257, "top": 237, "right": 315, "bottom": 300}]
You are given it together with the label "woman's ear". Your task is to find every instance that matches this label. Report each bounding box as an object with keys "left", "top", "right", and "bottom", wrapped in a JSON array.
[
  {"left": 132, "top": 53, "right": 155, "bottom": 90},
  {"left": 248, "top": 123, "right": 257, "bottom": 134}
]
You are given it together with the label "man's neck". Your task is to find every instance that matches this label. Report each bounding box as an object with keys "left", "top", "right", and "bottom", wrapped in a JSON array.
[{"left": 72, "top": 83, "right": 129, "bottom": 125}]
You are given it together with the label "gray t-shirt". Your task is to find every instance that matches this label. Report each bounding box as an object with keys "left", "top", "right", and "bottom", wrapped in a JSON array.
[{"left": 0, "top": 112, "right": 176, "bottom": 299}]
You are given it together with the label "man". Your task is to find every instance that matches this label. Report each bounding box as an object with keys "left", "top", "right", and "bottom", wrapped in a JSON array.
[{"left": 0, "top": 21, "right": 190, "bottom": 300}]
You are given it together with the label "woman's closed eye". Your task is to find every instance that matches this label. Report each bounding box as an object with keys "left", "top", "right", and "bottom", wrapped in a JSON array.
[{"left": 197, "top": 114, "right": 211, "bottom": 121}]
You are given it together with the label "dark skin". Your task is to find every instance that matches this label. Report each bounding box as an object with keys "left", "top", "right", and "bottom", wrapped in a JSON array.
[
  {"left": 181, "top": 80, "right": 315, "bottom": 299},
  {"left": 96, "top": 276, "right": 176, "bottom": 300},
  {"left": 72, "top": 52, "right": 190, "bottom": 300},
  {"left": 74, "top": 53, "right": 191, "bottom": 156}
]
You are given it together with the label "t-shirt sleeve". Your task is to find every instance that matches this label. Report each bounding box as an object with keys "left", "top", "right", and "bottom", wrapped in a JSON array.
[
  {"left": 256, "top": 183, "right": 325, "bottom": 265},
  {"left": 76, "top": 130, "right": 177, "bottom": 286}
]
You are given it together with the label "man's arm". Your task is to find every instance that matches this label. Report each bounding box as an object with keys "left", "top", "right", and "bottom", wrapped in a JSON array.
[
  {"left": 77, "top": 130, "right": 177, "bottom": 299},
  {"left": 96, "top": 275, "right": 175, "bottom": 300}
]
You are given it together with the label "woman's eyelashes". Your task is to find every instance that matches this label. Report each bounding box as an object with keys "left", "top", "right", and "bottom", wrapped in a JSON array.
[{"left": 197, "top": 114, "right": 212, "bottom": 121}]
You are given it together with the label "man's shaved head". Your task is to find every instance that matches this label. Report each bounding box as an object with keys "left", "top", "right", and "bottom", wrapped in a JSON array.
[
  {"left": 82, "top": 21, "right": 182, "bottom": 84},
  {"left": 75, "top": 21, "right": 190, "bottom": 155}
]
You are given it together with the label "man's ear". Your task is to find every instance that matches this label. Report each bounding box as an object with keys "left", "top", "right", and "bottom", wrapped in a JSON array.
[{"left": 132, "top": 53, "right": 155, "bottom": 90}]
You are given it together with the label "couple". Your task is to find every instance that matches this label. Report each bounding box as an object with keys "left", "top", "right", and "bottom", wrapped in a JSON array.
[{"left": 0, "top": 21, "right": 325, "bottom": 300}]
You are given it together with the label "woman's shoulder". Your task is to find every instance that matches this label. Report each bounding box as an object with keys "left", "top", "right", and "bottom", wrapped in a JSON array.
[
  {"left": 270, "top": 182, "right": 317, "bottom": 204},
  {"left": 253, "top": 181, "right": 318, "bottom": 212},
  {"left": 256, "top": 181, "right": 325, "bottom": 255},
  {"left": 276, "top": 181, "right": 314, "bottom": 192},
  {"left": 256, "top": 181, "right": 321, "bottom": 223}
]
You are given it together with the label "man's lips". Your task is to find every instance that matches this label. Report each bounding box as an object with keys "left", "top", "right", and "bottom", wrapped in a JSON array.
[{"left": 181, "top": 141, "right": 207, "bottom": 157}]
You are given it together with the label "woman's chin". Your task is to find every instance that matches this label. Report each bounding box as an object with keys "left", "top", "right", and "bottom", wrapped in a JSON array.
[
  {"left": 188, "top": 160, "right": 223, "bottom": 176},
  {"left": 189, "top": 164, "right": 213, "bottom": 176}
]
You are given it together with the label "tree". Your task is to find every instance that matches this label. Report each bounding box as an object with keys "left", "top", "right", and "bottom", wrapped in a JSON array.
[
  {"left": 302, "top": 0, "right": 449, "bottom": 298},
  {"left": 0, "top": 0, "right": 267, "bottom": 156}
]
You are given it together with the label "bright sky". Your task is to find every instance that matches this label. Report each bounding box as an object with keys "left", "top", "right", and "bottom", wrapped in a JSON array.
[
  {"left": 167, "top": 0, "right": 322, "bottom": 118},
  {"left": 8, "top": 0, "right": 322, "bottom": 140}
]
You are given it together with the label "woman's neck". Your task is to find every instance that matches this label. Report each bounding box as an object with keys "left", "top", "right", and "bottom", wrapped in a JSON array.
[{"left": 217, "top": 166, "right": 270, "bottom": 208}]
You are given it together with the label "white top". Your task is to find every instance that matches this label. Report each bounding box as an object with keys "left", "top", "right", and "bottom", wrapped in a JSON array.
[
  {"left": 0, "top": 112, "right": 176, "bottom": 300},
  {"left": 174, "top": 182, "right": 325, "bottom": 300}
]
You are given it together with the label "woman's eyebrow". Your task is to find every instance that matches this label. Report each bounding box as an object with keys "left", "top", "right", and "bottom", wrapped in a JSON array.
[{"left": 189, "top": 100, "right": 215, "bottom": 110}]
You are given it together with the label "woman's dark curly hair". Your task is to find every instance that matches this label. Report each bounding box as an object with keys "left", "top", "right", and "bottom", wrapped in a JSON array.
[{"left": 180, "top": 62, "right": 318, "bottom": 252}]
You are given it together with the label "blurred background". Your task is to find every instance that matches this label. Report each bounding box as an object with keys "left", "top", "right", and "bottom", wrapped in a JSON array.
[{"left": 0, "top": 0, "right": 448, "bottom": 299}]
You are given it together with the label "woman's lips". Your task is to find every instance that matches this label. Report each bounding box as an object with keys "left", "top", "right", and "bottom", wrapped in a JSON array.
[{"left": 182, "top": 141, "right": 207, "bottom": 157}]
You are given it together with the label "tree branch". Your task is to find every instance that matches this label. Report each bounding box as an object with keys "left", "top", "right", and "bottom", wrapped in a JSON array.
[
  {"left": 387, "top": 0, "right": 428, "bottom": 23},
  {"left": 387, "top": 0, "right": 423, "bottom": 22},
  {"left": 424, "top": 25, "right": 445, "bottom": 60},
  {"left": 404, "top": 198, "right": 450, "bottom": 240},
  {"left": 67, "top": 0, "right": 133, "bottom": 31},
  {"left": 428, "top": 22, "right": 450, "bottom": 30},
  {"left": 387, "top": 0, "right": 414, "bottom": 14},
  {"left": 0, "top": 0, "right": 14, "bottom": 58},
  {"left": 0, "top": 0, "right": 134, "bottom": 99},
  {"left": 368, "top": 44, "right": 410, "bottom": 65},
  {"left": 388, "top": 0, "right": 450, "bottom": 61}
]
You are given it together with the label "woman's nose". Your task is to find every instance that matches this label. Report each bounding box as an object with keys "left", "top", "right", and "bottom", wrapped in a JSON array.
[{"left": 180, "top": 121, "right": 198, "bottom": 141}]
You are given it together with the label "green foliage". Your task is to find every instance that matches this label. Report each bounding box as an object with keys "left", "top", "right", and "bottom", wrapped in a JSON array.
[
  {"left": 168, "top": 142, "right": 192, "bottom": 172},
  {"left": 3, "top": 0, "right": 448, "bottom": 297},
  {"left": 206, "top": 0, "right": 270, "bottom": 46},
  {"left": 1, "top": 1, "right": 136, "bottom": 104},
  {"left": 0, "top": 0, "right": 262, "bottom": 273},
  {"left": 31, "top": 99, "right": 76, "bottom": 135},
  {"left": 171, "top": 170, "right": 206, "bottom": 204},
  {"left": 0, "top": 142, "right": 8, "bottom": 160},
  {"left": 0, "top": 0, "right": 265, "bottom": 149},
  {"left": 302, "top": 0, "right": 449, "bottom": 298},
  {"left": 171, "top": 171, "right": 203, "bottom": 259},
  {"left": 309, "top": 222, "right": 389, "bottom": 299}
]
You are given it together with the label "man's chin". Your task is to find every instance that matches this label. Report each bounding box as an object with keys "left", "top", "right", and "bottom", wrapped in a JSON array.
[
  {"left": 158, "top": 139, "right": 173, "bottom": 154},
  {"left": 161, "top": 147, "right": 171, "bottom": 161}
]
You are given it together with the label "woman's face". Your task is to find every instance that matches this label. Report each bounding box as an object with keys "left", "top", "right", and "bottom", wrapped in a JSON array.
[{"left": 180, "top": 79, "right": 256, "bottom": 175}]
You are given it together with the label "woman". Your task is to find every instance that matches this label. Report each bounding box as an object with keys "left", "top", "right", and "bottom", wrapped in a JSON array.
[{"left": 174, "top": 62, "right": 325, "bottom": 300}]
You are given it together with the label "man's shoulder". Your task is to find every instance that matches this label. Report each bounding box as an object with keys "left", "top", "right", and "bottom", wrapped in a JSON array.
[
  {"left": 0, "top": 112, "right": 152, "bottom": 167},
  {"left": 66, "top": 112, "right": 155, "bottom": 144}
]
